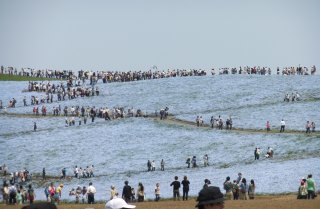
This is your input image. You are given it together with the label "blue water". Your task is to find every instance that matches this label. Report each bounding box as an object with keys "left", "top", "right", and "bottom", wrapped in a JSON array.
[{"left": 0, "top": 75, "right": 319, "bottom": 201}]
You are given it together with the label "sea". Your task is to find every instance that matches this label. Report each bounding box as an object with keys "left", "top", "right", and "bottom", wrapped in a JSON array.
[{"left": 0, "top": 75, "right": 319, "bottom": 201}]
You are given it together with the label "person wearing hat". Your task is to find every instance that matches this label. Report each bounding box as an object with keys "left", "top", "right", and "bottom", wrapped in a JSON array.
[
  {"left": 195, "top": 186, "right": 224, "bottom": 209},
  {"left": 54, "top": 184, "right": 63, "bottom": 204},
  {"left": 203, "top": 179, "right": 211, "bottom": 189},
  {"left": 105, "top": 197, "right": 136, "bottom": 209}
]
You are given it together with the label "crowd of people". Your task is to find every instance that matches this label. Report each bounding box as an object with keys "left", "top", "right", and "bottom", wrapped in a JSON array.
[
  {"left": 297, "top": 174, "right": 317, "bottom": 199},
  {"left": 185, "top": 154, "right": 209, "bottom": 168},
  {"left": 2, "top": 182, "right": 35, "bottom": 205},
  {"left": 279, "top": 66, "right": 317, "bottom": 75},
  {"left": 214, "top": 66, "right": 272, "bottom": 75},
  {"left": 27, "top": 81, "right": 99, "bottom": 98},
  {"left": 1, "top": 65, "right": 317, "bottom": 84},
  {"left": 284, "top": 92, "right": 301, "bottom": 102},
  {"left": 73, "top": 165, "right": 95, "bottom": 179},
  {"left": 1, "top": 66, "right": 77, "bottom": 80},
  {"left": 147, "top": 160, "right": 165, "bottom": 171},
  {"left": 254, "top": 147, "right": 274, "bottom": 160},
  {"left": 1, "top": 161, "right": 317, "bottom": 206},
  {"left": 305, "top": 121, "right": 316, "bottom": 134},
  {"left": 1, "top": 167, "right": 32, "bottom": 186},
  {"left": 196, "top": 115, "right": 233, "bottom": 130}
]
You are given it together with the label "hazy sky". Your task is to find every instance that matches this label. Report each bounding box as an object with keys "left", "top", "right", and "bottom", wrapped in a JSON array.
[{"left": 0, "top": 0, "right": 319, "bottom": 71}]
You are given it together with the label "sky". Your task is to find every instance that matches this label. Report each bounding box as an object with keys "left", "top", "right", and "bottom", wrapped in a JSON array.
[{"left": 0, "top": 0, "right": 319, "bottom": 71}]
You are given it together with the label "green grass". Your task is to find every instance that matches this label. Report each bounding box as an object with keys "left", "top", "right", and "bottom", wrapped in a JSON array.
[{"left": 0, "top": 74, "right": 62, "bottom": 81}]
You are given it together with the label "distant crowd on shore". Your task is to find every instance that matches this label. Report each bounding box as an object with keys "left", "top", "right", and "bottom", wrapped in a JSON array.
[
  {"left": 192, "top": 115, "right": 317, "bottom": 134},
  {"left": 1, "top": 65, "right": 317, "bottom": 83},
  {"left": 3, "top": 172, "right": 316, "bottom": 206},
  {"left": 1, "top": 159, "right": 317, "bottom": 206}
]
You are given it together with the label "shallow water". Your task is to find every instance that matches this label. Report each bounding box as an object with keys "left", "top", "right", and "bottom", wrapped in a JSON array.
[{"left": 0, "top": 75, "right": 319, "bottom": 201}]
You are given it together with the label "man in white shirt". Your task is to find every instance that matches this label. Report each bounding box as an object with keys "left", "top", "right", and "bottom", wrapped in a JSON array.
[
  {"left": 280, "top": 119, "right": 285, "bottom": 132},
  {"left": 151, "top": 161, "right": 155, "bottom": 171},
  {"left": 87, "top": 182, "right": 96, "bottom": 204}
]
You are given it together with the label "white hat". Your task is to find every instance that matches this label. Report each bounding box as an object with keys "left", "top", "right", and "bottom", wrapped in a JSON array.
[{"left": 105, "top": 198, "right": 136, "bottom": 209}]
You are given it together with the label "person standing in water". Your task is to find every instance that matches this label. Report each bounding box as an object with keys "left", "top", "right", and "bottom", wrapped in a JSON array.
[
  {"left": 266, "top": 121, "right": 270, "bottom": 131},
  {"left": 280, "top": 119, "right": 285, "bottom": 132},
  {"left": 160, "top": 159, "right": 165, "bottom": 171},
  {"left": 42, "top": 168, "right": 46, "bottom": 180},
  {"left": 33, "top": 122, "right": 37, "bottom": 132}
]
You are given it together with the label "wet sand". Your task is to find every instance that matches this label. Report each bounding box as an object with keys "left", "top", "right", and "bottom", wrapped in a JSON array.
[{"left": 1, "top": 195, "right": 319, "bottom": 209}]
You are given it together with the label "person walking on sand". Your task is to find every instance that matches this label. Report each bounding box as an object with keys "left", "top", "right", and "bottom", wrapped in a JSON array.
[
  {"left": 155, "top": 183, "right": 160, "bottom": 201},
  {"left": 87, "top": 182, "right": 96, "bottom": 204},
  {"left": 280, "top": 119, "right": 285, "bottom": 132},
  {"left": 122, "top": 181, "right": 132, "bottom": 203},
  {"left": 181, "top": 176, "right": 190, "bottom": 201},
  {"left": 170, "top": 176, "right": 181, "bottom": 200},
  {"left": 248, "top": 179, "right": 255, "bottom": 199},
  {"left": 306, "top": 174, "right": 316, "bottom": 199}
]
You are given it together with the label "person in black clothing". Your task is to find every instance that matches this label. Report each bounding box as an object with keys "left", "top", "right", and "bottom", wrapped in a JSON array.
[
  {"left": 147, "top": 160, "right": 151, "bottom": 171},
  {"left": 181, "top": 176, "right": 190, "bottom": 201},
  {"left": 42, "top": 168, "right": 46, "bottom": 180},
  {"left": 195, "top": 186, "right": 224, "bottom": 209},
  {"left": 122, "top": 181, "right": 132, "bottom": 203},
  {"left": 203, "top": 179, "right": 211, "bottom": 189},
  {"left": 186, "top": 157, "right": 191, "bottom": 168},
  {"left": 170, "top": 176, "right": 181, "bottom": 200}
]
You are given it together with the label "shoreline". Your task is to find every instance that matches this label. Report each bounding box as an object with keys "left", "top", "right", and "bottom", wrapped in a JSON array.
[{"left": 0, "top": 194, "right": 319, "bottom": 209}]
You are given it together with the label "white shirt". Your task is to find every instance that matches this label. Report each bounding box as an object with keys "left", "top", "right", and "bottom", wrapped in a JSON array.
[
  {"left": 280, "top": 120, "right": 285, "bottom": 126},
  {"left": 88, "top": 185, "right": 96, "bottom": 194}
]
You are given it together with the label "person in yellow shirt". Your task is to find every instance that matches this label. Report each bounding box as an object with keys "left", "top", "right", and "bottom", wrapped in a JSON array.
[{"left": 55, "top": 184, "right": 63, "bottom": 204}]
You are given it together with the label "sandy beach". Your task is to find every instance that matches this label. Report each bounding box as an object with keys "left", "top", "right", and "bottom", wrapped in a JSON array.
[{"left": 1, "top": 195, "right": 319, "bottom": 209}]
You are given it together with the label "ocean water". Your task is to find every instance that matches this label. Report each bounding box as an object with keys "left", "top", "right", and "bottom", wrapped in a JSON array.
[{"left": 0, "top": 75, "right": 319, "bottom": 201}]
